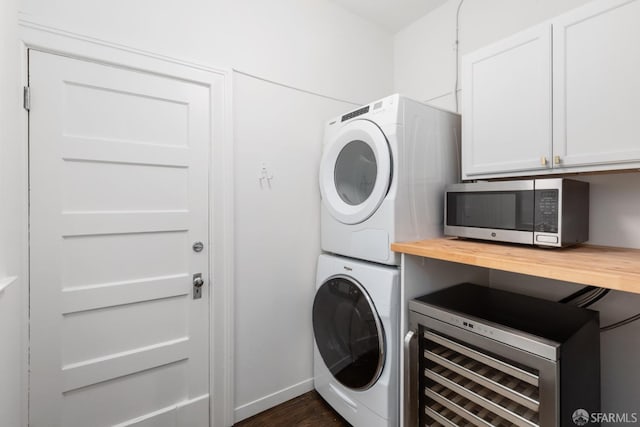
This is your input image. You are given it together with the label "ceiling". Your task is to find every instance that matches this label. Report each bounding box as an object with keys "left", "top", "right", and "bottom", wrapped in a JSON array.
[{"left": 330, "top": 0, "right": 448, "bottom": 33}]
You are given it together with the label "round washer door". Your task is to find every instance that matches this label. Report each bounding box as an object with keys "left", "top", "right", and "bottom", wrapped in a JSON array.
[
  {"left": 319, "top": 119, "right": 391, "bottom": 225},
  {"left": 312, "top": 275, "right": 385, "bottom": 390}
]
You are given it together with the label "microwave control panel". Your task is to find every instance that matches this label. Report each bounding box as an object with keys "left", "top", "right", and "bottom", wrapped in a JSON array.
[{"left": 534, "top": 190, "right": 559, "bottom": 233}]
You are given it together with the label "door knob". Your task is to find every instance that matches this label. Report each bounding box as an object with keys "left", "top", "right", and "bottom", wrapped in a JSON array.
[
  {"left": 193, "top": 273, "right": 204, "bottom": 299},
  {"left": 540, "top": 156, "right": 548, "bottom": 166},
  {"left": 554, "top": 155, "right": 561, "bottom": 165}
]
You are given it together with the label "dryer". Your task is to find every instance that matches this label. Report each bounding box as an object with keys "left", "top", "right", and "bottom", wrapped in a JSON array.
[
  {"left": 312, "top": 254, "right": 399, "bottom": 427},
  {"left": 319, "top": 94, "right": 460, "bottom": 265}
]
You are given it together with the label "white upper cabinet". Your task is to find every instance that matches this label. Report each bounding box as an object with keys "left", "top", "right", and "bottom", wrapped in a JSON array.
[
  {"left": 462, "top": 0, "right": 640, "bottom": 180},
  {"left": 462, "top": 24, "right": 552, "bottom": 179},
  {"left": 553, "top": 0, "right": 640, "bottom": 169}
]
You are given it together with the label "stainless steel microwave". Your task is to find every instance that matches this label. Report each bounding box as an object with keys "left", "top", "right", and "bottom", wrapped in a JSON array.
[{"left": 444, "top": 178, "right": 589, "bottom": 247}]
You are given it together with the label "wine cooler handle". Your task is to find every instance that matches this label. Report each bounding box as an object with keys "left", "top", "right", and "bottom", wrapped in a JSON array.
[{"left": 404, "top": 328, "right": 418, "bottom": 427}]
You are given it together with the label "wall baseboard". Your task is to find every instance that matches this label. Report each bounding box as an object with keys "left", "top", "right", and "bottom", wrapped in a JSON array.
[{"left": 234, "top": 378, "right": 314, "bottom": 423}]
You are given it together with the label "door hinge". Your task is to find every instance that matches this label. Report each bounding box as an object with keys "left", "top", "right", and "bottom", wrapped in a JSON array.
[{"left": 23, "top": 86, "right": 30, "bottom": 111}]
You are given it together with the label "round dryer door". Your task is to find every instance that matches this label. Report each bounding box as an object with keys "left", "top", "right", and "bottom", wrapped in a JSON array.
[
  {"left": 312, "top": 275, "right": 385, "bottom": 390},
  {"left": 319, "top": 119, "right": 391, "bottom": 225}
]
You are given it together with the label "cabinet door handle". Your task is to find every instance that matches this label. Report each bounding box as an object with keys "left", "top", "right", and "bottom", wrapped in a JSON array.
[
  {"left": 554, "top": 155, "right": 561, "bottom": 165},
  {"left": 540, "top": 156, "right": 548, "bottom": 166}
]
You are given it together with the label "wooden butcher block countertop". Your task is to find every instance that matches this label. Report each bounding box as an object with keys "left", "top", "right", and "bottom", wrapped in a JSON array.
[{"left": 391, "top": 237, "right": 640, "bottom": 294}]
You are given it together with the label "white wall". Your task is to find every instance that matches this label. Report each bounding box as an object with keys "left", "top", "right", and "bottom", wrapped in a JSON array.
[
  {"left": 0, "top": 0, "right": 26, "bottom": 425},
  {"left": 19, "top": 0, "right": 393, "bottom": 104},
  {"left": 13, "top": 0, "right": 393, "bottom": 424},
  {"left": 233, "top": 73, "right": 357, "bottom": 420},
  {"left": 455, "top": 197, "right": 640, "bottom": 420},
  {"left": 394, "top": 0, "right": 593, "bottom": 110},
  {"left": 394, "top": 0, "right": 640, "bottom": 420}
]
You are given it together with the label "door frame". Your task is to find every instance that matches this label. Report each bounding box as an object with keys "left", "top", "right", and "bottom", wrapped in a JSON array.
[{"left": 18, "top": 19, "right": 235, "bottom": 427}]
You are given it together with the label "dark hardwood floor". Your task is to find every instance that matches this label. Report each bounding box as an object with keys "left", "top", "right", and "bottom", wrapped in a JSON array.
[{"left": 234, "top": 391, "right": 351, "bottom": 427}]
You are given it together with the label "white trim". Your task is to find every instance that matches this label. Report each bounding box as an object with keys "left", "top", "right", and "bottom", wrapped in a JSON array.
[
  {"left": 19, "top": 20, "right": 235, "bottom": 427},
  {"left": 0, "top": 276, "right": 18, "bottom": 294},
  {"left": 19, "top": 37, "right": 30, "bottom": 427},
  {"left": 18, "top": 16, "right": 226, "bottom": 75},
  {"left": 233, "top": 378, "right": 314, "bottom": 422},
  {"left": 210, "top": 40, "right": 236, "bottom": 427}
]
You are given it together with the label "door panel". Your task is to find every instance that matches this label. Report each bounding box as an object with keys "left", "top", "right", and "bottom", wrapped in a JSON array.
[
  {"left": 552, "top": 0, "right": 640, "bottom": 167},
  {"left": 462, "top": 24, "right": 552, "bottom": 178},
  {"left": 61, "top": 159, "right": 189, "bottom": 211},
  {"left": 29, "top": 50, "right": 210, "bottom": 427},
  {"left": 62, "top": 81, "right": 189, "bottom": 146},
  {"left": 319, "top": 119, "right": 391, "bottom": 225}
]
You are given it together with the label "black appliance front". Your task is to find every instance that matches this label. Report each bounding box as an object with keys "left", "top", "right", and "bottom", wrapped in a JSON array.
[
  {"left": 446, "top": 190, "right": 535, "bottom": 232},
  {"left": 313, "top": 275, "right": 385, "bottom": 390},
  {"left": 334, "top": 140, "right": 378, "bottom": 206},
  {"left": 406, "top": 283, "right": 600, "bottom": 427}
]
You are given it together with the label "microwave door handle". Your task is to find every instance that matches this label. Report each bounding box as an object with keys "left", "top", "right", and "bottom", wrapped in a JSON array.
[{"left": 404, "top": 328, "right": 418, "bottom": 427}]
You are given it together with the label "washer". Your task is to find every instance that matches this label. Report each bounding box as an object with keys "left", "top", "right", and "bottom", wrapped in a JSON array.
[
  {"left": 313, "top": 254, "right": 399, "bottom": 427},
  {"left": 319, "top": 94, "right": 460, "bottom": 265}
]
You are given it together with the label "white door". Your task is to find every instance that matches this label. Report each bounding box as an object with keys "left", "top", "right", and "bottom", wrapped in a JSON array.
[
  {"left": 28, "top": 50, "right": 210, "bottom": 427},
  {"left": 461, "top": 23, "right": 552, "bottom": 179},
  {"left": 319, "top": 119, "right": 391, "bottom": 225},
  {"left": 552, "top": 0, "right": 640, "bottom": 168}
]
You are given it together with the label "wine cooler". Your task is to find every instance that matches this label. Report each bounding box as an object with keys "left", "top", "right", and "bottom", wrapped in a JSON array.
[{"left": 405, "top": 283, "right": 600, "bottom": 427}]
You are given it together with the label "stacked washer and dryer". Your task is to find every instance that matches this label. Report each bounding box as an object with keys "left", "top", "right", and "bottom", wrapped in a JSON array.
[{"left": 312, "top": 94, "right": 461, "bottom": 427}]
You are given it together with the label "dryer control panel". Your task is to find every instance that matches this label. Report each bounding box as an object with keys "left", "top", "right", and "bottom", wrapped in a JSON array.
[{"left": 341, "top": 105, "right": 369, "bottom": 122}]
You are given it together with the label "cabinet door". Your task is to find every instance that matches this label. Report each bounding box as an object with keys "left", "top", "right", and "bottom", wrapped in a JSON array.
[
  {"left": 553, "top": 0, "right": 640, "bottom": 169},
  {"left": 462, "top": 24, "right": 552, "bottom": 180}
]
